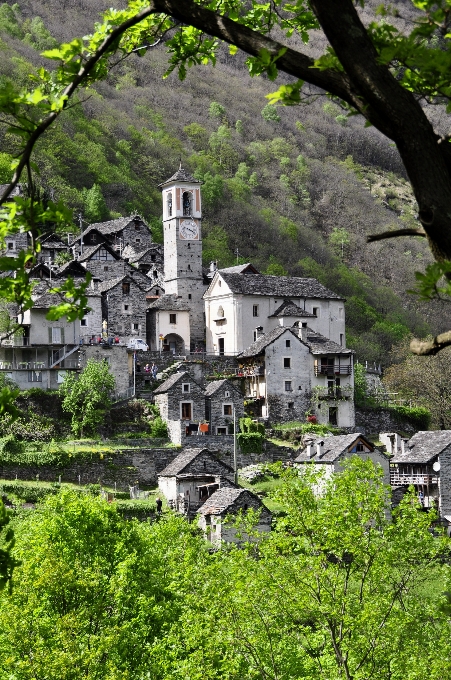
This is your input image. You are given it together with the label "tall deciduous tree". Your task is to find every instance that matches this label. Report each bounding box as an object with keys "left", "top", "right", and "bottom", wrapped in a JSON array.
[
  {"left": 384, "top": 338, "right": 451, "bottom": 428},
  {"left": 60, "top": 358, "right": 115, "bottom": 436}
]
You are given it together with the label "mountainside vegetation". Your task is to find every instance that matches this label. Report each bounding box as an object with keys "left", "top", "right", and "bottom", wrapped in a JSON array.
[{"left": 0, "top": 0, "right": 449, "bottom": 366}]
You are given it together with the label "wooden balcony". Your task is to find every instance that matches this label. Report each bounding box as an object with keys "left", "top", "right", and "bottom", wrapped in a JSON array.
[
  {"left": 390, "top": 473, "right": 439, "bottom": 487},
  {"left": 314, "top": 365, "right": 352, "bottom": 376}
]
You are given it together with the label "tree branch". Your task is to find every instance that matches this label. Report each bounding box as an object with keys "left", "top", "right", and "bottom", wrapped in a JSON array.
[
  {"left": 367, "top": 228, "right": 426, "bottom": 243},
  {"left": 0, "top": 1, "right": 159, "bottom": 205},
  {"left": 410, "top": 332, "right": 451, "bottom": 356}
]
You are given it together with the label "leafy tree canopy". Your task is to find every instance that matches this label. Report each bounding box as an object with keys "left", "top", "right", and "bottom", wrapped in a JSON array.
[{"left": 59, "top": 358, "right": 115, "bottom": 437}]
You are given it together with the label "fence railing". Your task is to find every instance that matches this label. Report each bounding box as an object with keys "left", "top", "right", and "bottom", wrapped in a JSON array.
[
  {"left": 390, "top": 473, "right": 439, "bottom": 486},
  {"left": 314, "top": 365, "right": 352, "bottom": 376},
  {"left": 111, "top": 386, "right": 135, "bottom": 403}
]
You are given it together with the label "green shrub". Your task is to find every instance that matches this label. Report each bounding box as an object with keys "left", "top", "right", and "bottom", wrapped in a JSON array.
[
  {"left": 0, "top": 481, "right": 57, "bottom": 503},
  {"left": 239, "top": 417, "right": 265, "bottom": 435},
  {"left": 0, "top": 436, "right": 25, "bottom": 459},
  {"left": 389, "top": 405, "right": 431, "bottom": 430},
  {"left": 150, "top": 417, "right": 168, "bottom": 438},
  {"left": 237, "top": 432, "right": 264, "bottom": 454}
]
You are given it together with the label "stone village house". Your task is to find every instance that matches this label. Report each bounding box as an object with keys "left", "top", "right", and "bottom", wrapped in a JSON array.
[{"left": 294, "top": 433, "right": 390, "bottom": 487}]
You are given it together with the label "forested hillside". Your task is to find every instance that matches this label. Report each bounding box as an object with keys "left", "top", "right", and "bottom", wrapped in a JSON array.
[{"left": 0, "top": 0, "right": 447, "bottom": 364}]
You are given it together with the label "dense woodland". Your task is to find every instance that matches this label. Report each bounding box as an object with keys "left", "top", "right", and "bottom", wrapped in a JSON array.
[{"left": 0, "top": 0, "right": 449, "bottom": 368}]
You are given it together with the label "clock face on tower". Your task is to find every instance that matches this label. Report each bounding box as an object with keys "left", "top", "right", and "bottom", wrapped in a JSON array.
[{"left": 179, "top": 219, "right": 199, "bottom": 240}]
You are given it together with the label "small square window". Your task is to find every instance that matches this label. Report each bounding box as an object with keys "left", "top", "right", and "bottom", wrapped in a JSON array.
[
  {"left": 253, "top": 305, "right": 259, "bottom": 317},
  {"left": 217, "top": 427, "right": 227, "bottom": 435},
  {"left": 313, "top": 307, "right": 319, "bottom": 317},
  {"left": 286, "top": 339, "right": 291, "bottom": 348},
  {"left": 284, "top": 358, "right": 291, "bottom": 368},
  {"left": 124, "top": 304, "right": 129, "bottom": 311},
  {"left": 104, "top": 266, "right": 108, "bottom": 271},
  {"left": 81, "top": 319, "right": 87, "bottom": 327},
  {"left": 225, "top": 391, "right": 230, "bottom": 397},
  {"left": 284, "top": 381, "right": 292, "bottom": 392},
  {"left": 132, "top": 323, "right": 139, "bottom": 331},
  {"left": 151, "top": 254, "right": 156, "bottom": 262},
  {"left": 188, "top": 294, "right": 192, "bottom": 300},
  {"left": 182, "top": 383, "right": 190, "bottom": 393},
  {"left": 122, "top": 282, "right": 130, "bottom": 295},
  {"left": 136, "top": 238, "right": 141, "bottom": 243},
  {"left": 223, "top": 404, "right": 233, "bottom": 416},
  {"left": 169, "top": 313, "right": 177, "bottom": 324},
  {"left": 7, "top": 242, "right": 14, "bottom": 250},
  {"left": 288, "top": 402, "right": 294, "bottom": 409}
]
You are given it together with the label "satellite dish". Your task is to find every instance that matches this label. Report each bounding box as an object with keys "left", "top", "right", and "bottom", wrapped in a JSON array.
[{"left": 433, "top": 461, "right": 441, "bottom": 472}]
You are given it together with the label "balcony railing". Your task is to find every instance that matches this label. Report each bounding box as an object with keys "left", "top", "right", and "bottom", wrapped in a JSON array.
[
  {"left": 0, "top": 359, "right": 79, "bottom": 370},
  {"left": 390, "top": 473, "right": 439, "bottom": 487},
  {"left": 314, "top": 365, "right": 352, "bottom": 376},
  {"left": 1, "top": 337, "right": 30, "bottom": 347},
  {"left": 315, "top": 386, "right": 353, "bottom": 400}
]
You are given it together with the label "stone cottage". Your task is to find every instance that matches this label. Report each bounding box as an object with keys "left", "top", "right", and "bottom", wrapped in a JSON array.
[
  {"left": 197, "top": 487, "right": 272, "bottom": 545},
  {"left": 238, "top": 325, "right": 354, "bottom": 427},
  {"left": 294, "top": 433, "right": 390, "bottom": 485},
  {"left": 204, "top": 378, "right": 244, "bottom": 435},
  {"left": 390, "top": 431, "right": 451, "bottom": 515},
  {"left": 153, "top": 371, "right": 206, "bottom": 444},
  {"left": 99, "top": 272, "right": 151, "bottom": 342},
  {"left": 73, "top": 214, "right": 153, "bottom": 256},
  {"left": 157, "top": 447, "right": 235, "bottom": 513},
  {"left": 146, "top": 295, "right": 191, "bottom": 354}
]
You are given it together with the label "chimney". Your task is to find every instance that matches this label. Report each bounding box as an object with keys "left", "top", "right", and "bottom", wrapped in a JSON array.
[
  {"left": 401, "top": 438, "right": 406, "bottom": 456},
  {"left": 299, "top": 323, "right": 308, "bottom": 341},
  {"left": 306, "top": 440, "right": 314, "bottom": 458},
  {"left": 316, "top": 440, "right": 324, "bottom": 458},
  {"left": 209, "top": 261, "right": 217, "bottom": 273},
  {"left": 255, "top": 326, "right": 264, "bottom": 339}
]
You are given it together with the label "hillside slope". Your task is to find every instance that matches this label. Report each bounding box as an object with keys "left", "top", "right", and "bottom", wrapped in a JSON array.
[{"left": 0, "top": 0, "right": 448, "bottom": 365}]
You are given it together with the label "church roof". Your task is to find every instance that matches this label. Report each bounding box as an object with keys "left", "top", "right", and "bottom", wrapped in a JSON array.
[
  {"left": 269, "top": 299, "right": 316, "bottom": 318},
  {"left": 159, "top": 166, "right": 199, "bottom": 186},
  {"left": 212, "top": 272, "right": 344, "bottom": 299},
  {"left": 219, "top": 263, "right": 260, "bottom": 274}
]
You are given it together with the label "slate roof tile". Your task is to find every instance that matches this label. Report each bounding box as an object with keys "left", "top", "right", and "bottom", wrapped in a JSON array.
[
  {"left": 294, "top": 433, "right": 373, "bottom": 463},
  {"left": 159, "top": 166, "right": 199, "bottom": 186},
  {"left": 269, "top": 299, "right": 316, "bottom": 318},
  {"left": 159, "top": 448, "right": 234, "bottom": 476},
  {"left": 204, "top": 379, "right": 241, "bottom": 397},
  {"left": 217, "top": 272, "right": 344, "bottom": 299},
  {"left": 392, "top": 430, "right": 451, "bottom": 464},
  {"left": 153, "top": 371, "right": 202, "bottom": 394},
  {"left": 147, "top": 295, "right": 190, "bottom": 311},
  {"left": 197, "top": 487, "right": 257, "bottom": 515}
]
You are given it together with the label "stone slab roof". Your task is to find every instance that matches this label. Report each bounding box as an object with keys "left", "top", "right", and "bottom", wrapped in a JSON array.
[
  {"left": 238, "top": 326, "right": 293, "bottom": 358},
  {"left": 97, "top": 275, "right": 125, "bottom": 293},
  {"left": 98, "top": 272, "right": 152, "bottom": 294},
  {"left": 197, "top": 487, "right": 258, "bottom": 515},
  {"left": 204, "top": 378, "right": 241, "bottom": 397},
  {"left": 294, "top": 433, "right": 374, "bottom": 463},
  {"left": 78, "top": 243, "right": 119, "bottom": 262},
  {"left": 303, "top": 328, "right": 354, "bottom": 355},
  {"left": 392, "top": 430, "right": 451, "bottom": 464},
  {"left": 269, "top": 299, "right": 316, "bottom": 318},
  {"left": 153, "top": 371, "right": 201, "bottom": 394},
  {"left": 81, "top": 214, "right": 148, "bottom": 239},
  {"left": 159, "top": 166, "right": 199, "bottom": 186},
  {"left": 218, "top": 263, "right": 260, "bottom": 274},
  {"left": 216, "top": 272, "right": 344, "bottom": 299},
  {"left": 159, "top": 448, "right": 234, "bottom": 477},
  {"left": 147, "top": 295, "right": 190, "bottom": 312},
  {"left": 39, "top": 232, "right": 68, "bottom": 248},
  {"left": 55, "top": 260, "right": 89, "bottom": 277}
]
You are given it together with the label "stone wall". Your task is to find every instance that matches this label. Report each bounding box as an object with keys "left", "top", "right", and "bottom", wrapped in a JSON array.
[{"left": 355, "top": 407, "right": 417, "bottom": 436}]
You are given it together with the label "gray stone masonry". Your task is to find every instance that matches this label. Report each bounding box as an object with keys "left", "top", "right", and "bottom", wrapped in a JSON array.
[
  {"left": 83, "top": 257, "right": 126, "bottom": 280},
  {"left": 206, "top": 380, "right": 244, "bottom": 435},
  {"left": 355, "top": 407, "right": 417, "bottom": 436},
  {"left": 439, "top": 447, "right": 451, "bottom": 517},
  {"left": 102, "top": 275, "right": 148, "bottom": 341}
]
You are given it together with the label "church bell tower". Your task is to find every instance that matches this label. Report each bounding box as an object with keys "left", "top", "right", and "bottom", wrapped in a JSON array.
[{"left": 159, "top": 166, "right": 205, "bottom": 348}]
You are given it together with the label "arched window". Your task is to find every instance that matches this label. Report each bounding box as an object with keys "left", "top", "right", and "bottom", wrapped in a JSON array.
[
  {"left": 167, "top": 192, "right": 173, "bottom": 217},
  {"left": 182, "top": 191, "right": 192, "bottom": 216}
]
